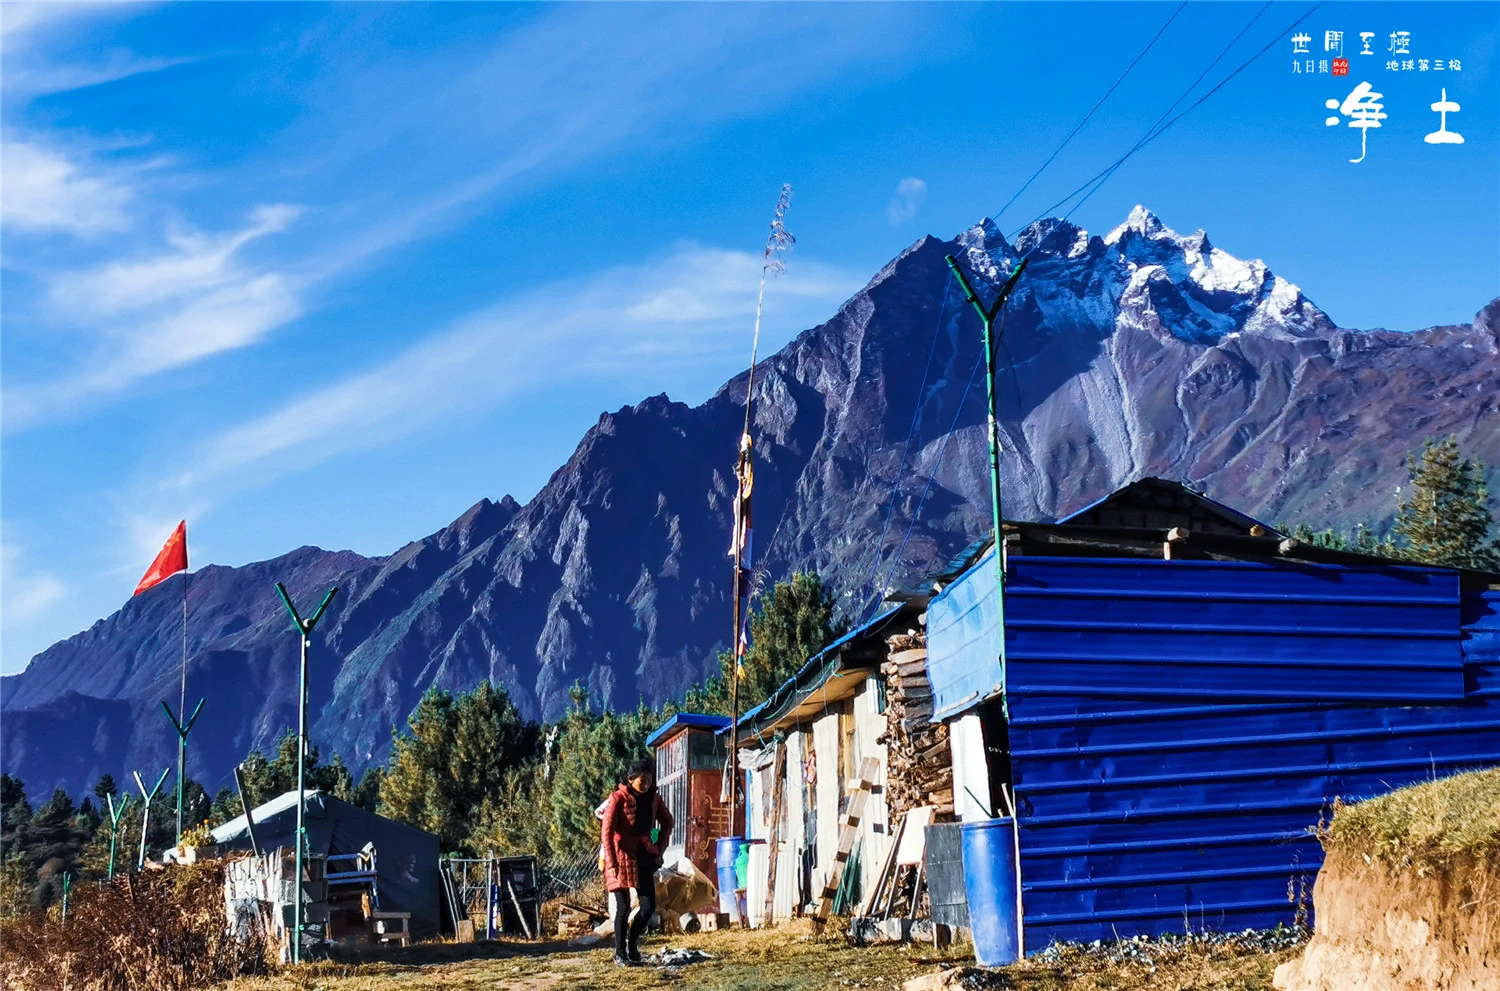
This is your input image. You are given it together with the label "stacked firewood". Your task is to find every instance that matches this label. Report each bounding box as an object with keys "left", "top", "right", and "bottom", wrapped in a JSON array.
[{"left": 879, "top": 629, "right": 954, "bottom": 819}]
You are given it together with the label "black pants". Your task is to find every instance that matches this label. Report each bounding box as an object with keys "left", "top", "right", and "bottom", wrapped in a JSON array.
[{"left": 612, "top": 873, "right": 656, "bottom": 959}]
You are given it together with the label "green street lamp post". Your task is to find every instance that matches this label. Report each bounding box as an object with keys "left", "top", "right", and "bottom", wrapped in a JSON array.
[{"left": 944, "top": 250, "right": 1028, "bottom": 955}]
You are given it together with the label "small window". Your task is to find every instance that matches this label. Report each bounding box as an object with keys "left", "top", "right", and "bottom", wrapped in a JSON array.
[{"left": 689, "top": 730, "right": 727, "bottom": 771}]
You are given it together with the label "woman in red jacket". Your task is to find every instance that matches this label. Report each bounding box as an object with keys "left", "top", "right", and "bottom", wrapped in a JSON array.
[{"left": 600, "top": 758, "right": 674, "bottom": 966}]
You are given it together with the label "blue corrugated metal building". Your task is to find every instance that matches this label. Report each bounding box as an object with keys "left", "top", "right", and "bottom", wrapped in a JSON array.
[{"left": 924, "top": 478, "right": 1500, "bottom": 952}]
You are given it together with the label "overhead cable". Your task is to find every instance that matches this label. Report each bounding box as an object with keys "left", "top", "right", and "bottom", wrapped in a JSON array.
[{"left": 992, "top": 1, "right": 1189, "bottom": 228}]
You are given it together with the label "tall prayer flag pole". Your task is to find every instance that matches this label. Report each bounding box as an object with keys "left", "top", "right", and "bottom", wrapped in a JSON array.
[{"left": 729, "top": 185, "right": 794, "bottom": 856}]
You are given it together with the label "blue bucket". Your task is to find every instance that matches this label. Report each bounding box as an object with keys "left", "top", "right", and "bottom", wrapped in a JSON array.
[
  {"left": 716, "top": 836, "right": 746, "bottom": 915},
  {"left": 960, "top": 817, "right": 1020, "bottom": 966}
]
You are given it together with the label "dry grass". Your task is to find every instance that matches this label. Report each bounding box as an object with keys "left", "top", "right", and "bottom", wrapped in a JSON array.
[
  {"left": 978, "top": 933, "right": 1304, "bottom": 991},
  {"left": 1324, "top": 766, "right": 1500, "bottom": 866},
  {"left": 0, "top": 859, "right": 272, "bottom": 991},
  {"left": 213, "top": 922, "right": 1295, "bottom": 991}
]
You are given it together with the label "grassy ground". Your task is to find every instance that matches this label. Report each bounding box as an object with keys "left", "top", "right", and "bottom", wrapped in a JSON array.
[
  {"left": 217, "top": 924, "right": 1302, "bottom": 991},
  {"left": 1324, "top": 766, "right": 1500, "bottom": 866}
]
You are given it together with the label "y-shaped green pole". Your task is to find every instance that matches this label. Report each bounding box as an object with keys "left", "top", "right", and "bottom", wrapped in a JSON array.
[
  {"left": 161, "top": 697, "right": 205, "bottom": 846},
  {"left": 274, "top": 581, "right": 338, "bottom": 965},
  {"left": 105, "top": 793, "right": 132, "bottom": 879},
  {"left": 132, "top": 768, "right": 171, "bottom": 869}
]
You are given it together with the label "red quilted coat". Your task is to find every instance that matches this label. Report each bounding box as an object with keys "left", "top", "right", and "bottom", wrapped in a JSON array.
[{"left": 600, "top": 783, "right": 674, "bottom": 891}]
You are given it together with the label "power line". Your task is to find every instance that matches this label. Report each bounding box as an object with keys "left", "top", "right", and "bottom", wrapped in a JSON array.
[
  {"left": 1011, "top": 2, "right": 1323, "bottom": 239},
  {"left": 875, "top": 3, "right": 1321, "bottom": 618},
  {"left": 1060, "top": 0, "right": 1274, "bottom": 221},
  {"left": 992, "top": 1, "right": 1188, "bottom": 228}
]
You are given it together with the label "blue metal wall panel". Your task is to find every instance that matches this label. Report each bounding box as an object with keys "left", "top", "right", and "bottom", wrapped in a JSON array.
[
  {"left": 926, "top": 548, "right": 1003, "bottom": 718},
  {"left": 976, "top": 559, "right": 1497, "bottom": 953},
  {"left": 1006, "top": 558, "right": 1464, "bottom": 701}
]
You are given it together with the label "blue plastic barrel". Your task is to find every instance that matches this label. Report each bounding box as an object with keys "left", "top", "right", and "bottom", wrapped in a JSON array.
[
  {"left": 960, "top": 817, "right": 1020, "bottom": 966},
  {"left": 716, "top": 836, "right": 746, "bottom": 915}
]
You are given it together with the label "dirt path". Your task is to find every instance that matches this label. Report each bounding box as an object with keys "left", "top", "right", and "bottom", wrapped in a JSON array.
[{"left": 219, "top": 926, "right": 1297, "bottom": 991}]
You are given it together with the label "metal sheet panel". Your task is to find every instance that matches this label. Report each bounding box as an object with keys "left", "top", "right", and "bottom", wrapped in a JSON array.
[
  {"left": 1008, "top": 558, "right": 1464, "bottom": 702},
  {"left": 924, "top": 821, "right": 971, "bottom": 929},
  {"left": 1004, "top": 563, "right": 1497, "bottom": 952}
]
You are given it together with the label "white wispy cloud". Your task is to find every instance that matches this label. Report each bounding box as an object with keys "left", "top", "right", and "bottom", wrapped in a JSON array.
[
  {"left": 173, "top": 245, "right": 859, "bottom": 496},
  {"left": 4, "top": 3, "right": 923, "bottom": 438},
  {"left": 281, "top": 3, "right": 924, "bottom": 284},
  {"left": 0, "top": 541, "right": 66, "bottom": 627},
  {"left": 887, "top": 177, "right": 928, "bottom": 225},
  {"left": 1, "top": 2, "right": 196, "bottom": 98},
  {"left": 1, "top": 138, "right": 134, "bottom": 234},
  {"left": 6, "top": 206, "right": 303, "bottom": 429}
]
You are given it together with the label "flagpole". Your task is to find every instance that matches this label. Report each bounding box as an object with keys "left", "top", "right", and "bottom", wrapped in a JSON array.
[
  {"left": 134, "top": 521, "right": 195, "bottom": 847},
  {"left": 177, "top": 569, "right": 188, "bottom": 843},
  {"left": 728, "top": 185, "right": 793, "bottom": 866}
]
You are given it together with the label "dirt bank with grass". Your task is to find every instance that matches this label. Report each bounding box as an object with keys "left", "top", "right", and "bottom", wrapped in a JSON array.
[{"left": 1274, "top": 768, "right": 1500, "bottom": 991}]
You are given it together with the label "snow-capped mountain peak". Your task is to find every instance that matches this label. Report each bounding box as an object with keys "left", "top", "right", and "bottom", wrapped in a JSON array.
[{"left": 1104, "top": 203, "right": 1171, "bottom": 245}]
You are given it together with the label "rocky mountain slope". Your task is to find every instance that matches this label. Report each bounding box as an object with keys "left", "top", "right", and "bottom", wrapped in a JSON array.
[{"left": 5, "top": 207, "right": 1497, "bottom": 799}]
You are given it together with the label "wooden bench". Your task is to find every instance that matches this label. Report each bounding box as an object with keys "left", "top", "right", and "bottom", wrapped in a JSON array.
[{"left": 369, "top": 910, "right": 411, "bottom": 947}]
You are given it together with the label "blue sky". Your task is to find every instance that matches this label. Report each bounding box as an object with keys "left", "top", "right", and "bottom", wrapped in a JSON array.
[{"left": 3, "top": 1, "right": 1497, "bottom": 674}]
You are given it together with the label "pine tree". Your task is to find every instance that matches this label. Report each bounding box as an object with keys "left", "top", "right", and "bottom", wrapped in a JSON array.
[
  {"left": 1393, "top": 436, "right": 1500, "bottom": 570},
  {"left": 0, "top": 775, "right": 31, "bottom": 856},
  {"left": 545, "top": 688, "right": 655, "bottom": 862},
  {"left": 468, "top": 762, "right": 553, "bottom": 860},
  {"left": 378, "top": 681, "right": 540, "bottom": 852},
  {"left": 92, "top": 774, "right": 118, "bottom": 805},
  {"left": 0, "top": 775, "right": 35, "bottom": 913},
  {"left": 209, "top": 732, "right": 357, "bottom": 824},
  {"left": 353, "top": 766, "right": 384, "bottom": 812},
  {"left": 0, "top": 853, "right": 32, "bottom": 917},
  {"left": 685, "top": 571, "right": 850, "bottom": 716}
]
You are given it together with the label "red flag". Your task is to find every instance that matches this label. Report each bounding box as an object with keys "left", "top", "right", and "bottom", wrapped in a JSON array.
[{"left": 134, "top": 521, "right": 188, "bottom": 596}]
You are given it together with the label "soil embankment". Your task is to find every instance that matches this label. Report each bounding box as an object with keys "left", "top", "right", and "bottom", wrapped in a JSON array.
[{"left": 1275, "top": 768, "right": 1500, "bottom": 991}]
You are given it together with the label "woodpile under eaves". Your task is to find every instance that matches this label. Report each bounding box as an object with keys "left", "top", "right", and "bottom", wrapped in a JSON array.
[{"left": 878, "top": 629, "right": 954, "bottom": 821}]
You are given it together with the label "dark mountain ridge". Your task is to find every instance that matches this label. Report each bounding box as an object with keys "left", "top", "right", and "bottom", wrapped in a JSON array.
[{"left": 5, "top": 207, "right": 1497, "bottom": 799}]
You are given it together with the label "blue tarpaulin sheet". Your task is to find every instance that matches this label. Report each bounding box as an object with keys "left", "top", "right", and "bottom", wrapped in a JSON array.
[{"left": 926, "top": 547, "right": 1003, "bottom": 720}]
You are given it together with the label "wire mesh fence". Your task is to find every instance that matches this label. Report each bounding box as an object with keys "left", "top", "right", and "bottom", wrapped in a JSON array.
[
  {"left": 538, "top": 846, "right": 602, "bottom": 902},
  {"left": 441, "top": 845, "right": 604, "bottom": 939}
]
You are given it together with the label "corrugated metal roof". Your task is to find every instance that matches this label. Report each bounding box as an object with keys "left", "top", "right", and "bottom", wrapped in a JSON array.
[
  {"left": 733, "top": 604, "right": 904, "bottom": 738},
  {"left": 997, "top": 561, "right": 1500, "bottom": 950},
  {"left": 646, "top": 713, "right": 731, "bottom": 748}
]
